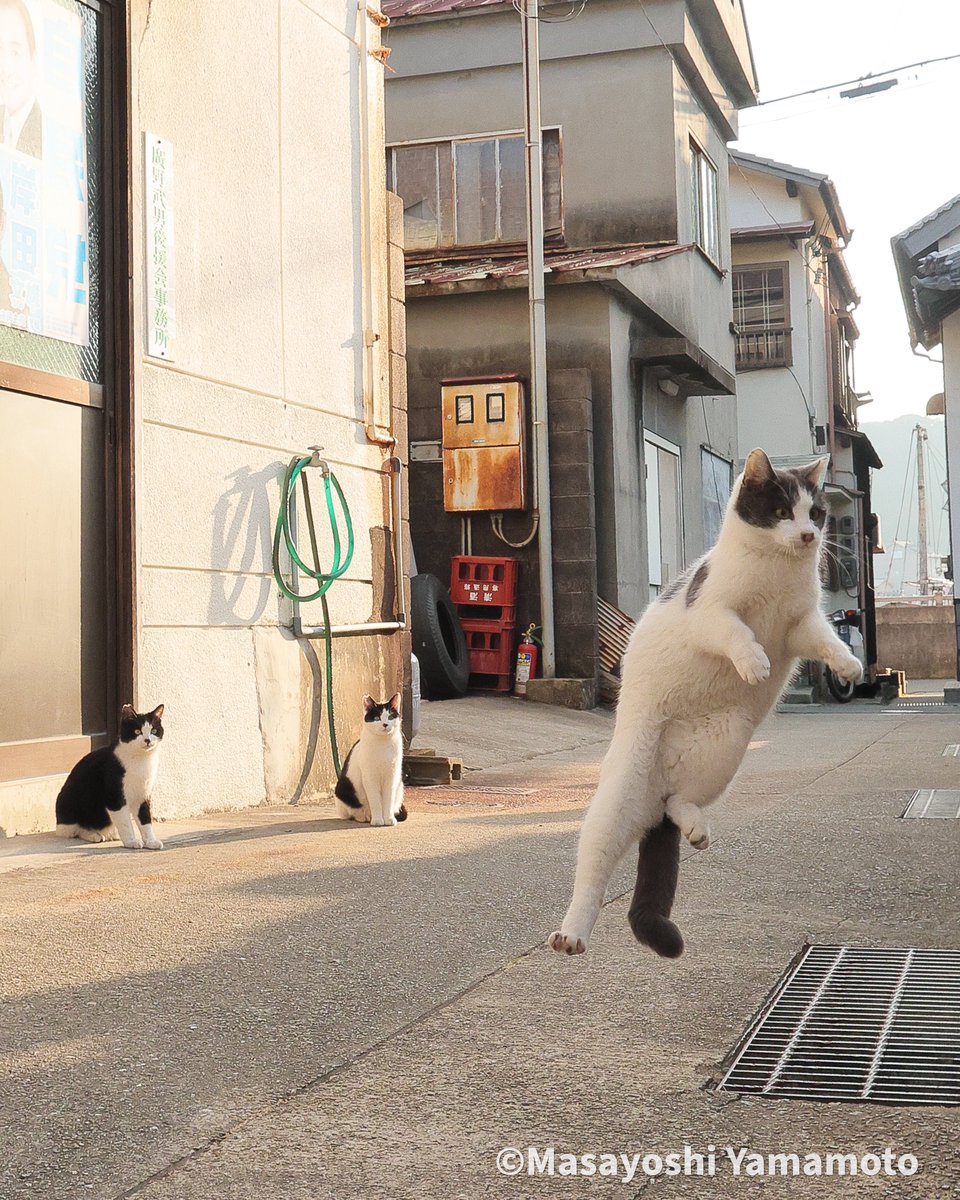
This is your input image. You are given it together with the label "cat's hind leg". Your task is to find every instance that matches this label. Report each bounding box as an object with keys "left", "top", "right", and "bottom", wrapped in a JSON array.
[
  {"left": 75, "top": 825, "right": 110, "bottom": 844},
  {"left": 54, "top": 823, "right": 79, "bottom": 839},
  {"left": 108, "top": 805, "right": 144, "bottom": 849},
  {"left": 665, "top": 796, "right": 712, "bottom": 850},
  {"left": 548, "top": 737, "right": 661, "bottom": 955}
]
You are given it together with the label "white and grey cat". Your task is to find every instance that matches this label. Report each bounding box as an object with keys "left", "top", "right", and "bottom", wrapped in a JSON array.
[
  {"left": 548, "top": 448, "right": 862, "bottom": 958},
  {"left": 55, "top": 704, "right": 165, "bottom": 850},
  {"left": 334, "top": 694, "right": 407, "bottom": 827}
]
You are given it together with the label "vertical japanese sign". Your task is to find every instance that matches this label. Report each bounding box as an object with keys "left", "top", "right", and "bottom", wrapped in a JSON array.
[
  {"left": 144, "top": 132, "right": 174, "bottom": 360},
  {"left": 0, "top": 0, "right": 88, "bottom": 345}
]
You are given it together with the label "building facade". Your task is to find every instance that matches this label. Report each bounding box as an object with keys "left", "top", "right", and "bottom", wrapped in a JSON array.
[
  {"left": 730, "top": 151, "right": 882, "bottom": 681},
  {"left": 0, "top": 0, "right": 408, "bottom": 834},
  {"left": 383, "top": 0, "right": 757, "bottom": 689},
  {"left": 893, "top": 193, "right": 960, "bottom": 673}
]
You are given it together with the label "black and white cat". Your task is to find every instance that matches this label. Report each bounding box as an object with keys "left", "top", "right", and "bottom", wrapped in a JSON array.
[
  {"left": 548, "top": 449, "right": 862, "bottom": 958},
  {"left": 55, "top": 704, "right": 165, "bottom": 850},
  {"left": 334, "top": 694, "right": 407, "bottom": 827}
]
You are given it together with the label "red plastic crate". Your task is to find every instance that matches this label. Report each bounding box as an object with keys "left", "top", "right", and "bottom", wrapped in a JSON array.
[
  {"left": 450, "top": 556, "right": 519, "bottom": 607},
  {"left": 462, "top": 620, "right": 516, "bottom": 677},
  {"left": 455, "top": 600, "right": 516, "bottom": 626},
  {"left": 469, "top": 672, "right": 514, "bottom": 694}
]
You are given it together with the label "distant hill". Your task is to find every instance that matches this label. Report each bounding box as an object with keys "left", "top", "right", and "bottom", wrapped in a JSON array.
[{"left": 860, "top": 413, "right": 949, "bottom": 596}]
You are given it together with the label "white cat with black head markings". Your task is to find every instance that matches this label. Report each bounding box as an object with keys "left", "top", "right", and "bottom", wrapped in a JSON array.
[
  {"left": 548, "top": 449, "right": 862, "bottom": 959},
  {"left": 55, "top": 704, "right": 165, "bottom": 850},
  {"left": 334, "top": 694, "right": 407, "bottom": 827}
]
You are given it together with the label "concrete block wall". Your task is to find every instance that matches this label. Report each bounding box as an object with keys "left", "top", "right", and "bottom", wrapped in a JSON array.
[
  {"left": 548, "top": 370, "right": 600, "bottom": 681},
  {"left": 875, "top": 603, "right": 956, "bottom": 681}
]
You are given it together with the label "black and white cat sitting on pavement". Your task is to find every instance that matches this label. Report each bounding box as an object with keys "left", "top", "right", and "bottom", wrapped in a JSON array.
[
  {"left": 55, "top": 704, "right": 166, "bottom": 850},
  {"left": 335, "top": 694, "right": 407, "bottom": 827}
]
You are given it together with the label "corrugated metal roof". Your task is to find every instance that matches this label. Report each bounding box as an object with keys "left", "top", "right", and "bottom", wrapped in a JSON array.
[
  {"left": 382, "top": 0, "right": 505, "bottom": 18},
  {"left": 406, "top": 243, "right": 693, "bottom": 286}
]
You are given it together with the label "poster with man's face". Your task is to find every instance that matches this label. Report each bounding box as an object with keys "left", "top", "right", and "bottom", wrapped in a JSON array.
[{"left": 0, "top": 0, "right": 88, "bottom": 348}]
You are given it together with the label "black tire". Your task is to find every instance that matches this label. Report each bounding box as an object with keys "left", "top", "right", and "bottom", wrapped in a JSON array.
[
  {"left": 825, "top": 667, "right": 856, "bottom": 703},
  {"left": 410, "top": 573, "right": 469, "bottom": 699}
]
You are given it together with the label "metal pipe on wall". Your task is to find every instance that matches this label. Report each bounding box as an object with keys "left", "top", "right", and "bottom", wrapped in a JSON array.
[{"left": 521, "top": 0, "right": 556, "bottom": 678}]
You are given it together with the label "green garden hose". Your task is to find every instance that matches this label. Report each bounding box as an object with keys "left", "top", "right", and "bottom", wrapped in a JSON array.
[{"left": 272, "top": 455, "right": 355, "bottom": 776}]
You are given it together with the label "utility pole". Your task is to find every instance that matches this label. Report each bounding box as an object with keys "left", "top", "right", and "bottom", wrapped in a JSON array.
[
  {"left": 917, "top": 424, "right": 929, "bottom": 597},
  {"left": 521, "top": 0, "right": 556, "bottom": 678}
]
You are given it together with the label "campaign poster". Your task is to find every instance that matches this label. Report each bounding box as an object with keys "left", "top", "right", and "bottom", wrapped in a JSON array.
[{"left": 0, "top": 0, "right": 88, "bottom": 347}]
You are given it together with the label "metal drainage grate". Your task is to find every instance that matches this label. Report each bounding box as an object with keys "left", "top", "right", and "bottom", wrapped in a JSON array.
[
  {"left": 943, "top": 745, "right": 960, "bottom": 757},
  {"left": 718, "top": 944, "right": 960, "bottom": 1105},
  {"left": 883, "top": 700, "right": 949, "bottom": 713},
  {"left": 902, "top": 790, "right": 960, "bottom": 818}
]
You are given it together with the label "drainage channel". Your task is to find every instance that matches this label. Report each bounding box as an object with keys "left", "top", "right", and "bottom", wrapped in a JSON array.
[
  {"left": 901, "top": 790, "right": 960, "bottom": 818},
  {"left": 718, "top": 944, "right": 960, "bottom": 1105}
]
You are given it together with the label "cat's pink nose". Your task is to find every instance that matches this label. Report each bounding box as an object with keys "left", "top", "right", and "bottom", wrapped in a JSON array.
[{"left": 801, "top": 531, "right": 815, "bottom": 544}]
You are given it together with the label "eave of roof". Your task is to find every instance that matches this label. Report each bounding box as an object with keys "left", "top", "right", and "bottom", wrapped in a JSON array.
[
  {"left": 731, "top": 221, "right": 815, "bottom": 242},
  {"left": 891, "top": 197, "right": 960, "bottom": 350},
  {"left": 382, "top": 0, "right": 505, "bottom": 18},
  {"left": 730, "top": 150, "right": 852, "bottom": 245},
  {"left": 405, "top": 242, "right": 694, "bottom": 288}
]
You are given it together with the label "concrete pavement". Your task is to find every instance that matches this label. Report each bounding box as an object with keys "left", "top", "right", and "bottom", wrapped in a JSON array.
[{"left": 2, "top": 693, "right": 959, "bottom": 1198}]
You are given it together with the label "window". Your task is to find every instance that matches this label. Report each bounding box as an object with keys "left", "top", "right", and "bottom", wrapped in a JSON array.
[
  {"left": 644, "top": 433, "right": 684, "bottom": 599},
  {"left": 690, "top": 139, "right": 720, "bottom": 264},
  {"left": 387, "top": 130, "right": 562, "bottom": 253},
  {"left": 701, "top": 447, "right": 732, "bottom": 549},
  {"left": 733, "top": 263, "right": 792, "bottom": 369}
]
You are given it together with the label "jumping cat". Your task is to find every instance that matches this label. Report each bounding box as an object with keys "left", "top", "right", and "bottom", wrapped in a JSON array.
[
  {"left": 334, "top": 694, "right": 408, "bottom": 827},
  {"left": 548, "top": 449, "right": 862, "bottom": 959},
  {"left": 55, "top": 704, "right": 165, "bottom": 850}
]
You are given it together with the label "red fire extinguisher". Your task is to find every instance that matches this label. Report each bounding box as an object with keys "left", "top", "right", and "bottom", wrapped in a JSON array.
[{"left": 514, "top": 624, "right": 540, "bottom": 696}]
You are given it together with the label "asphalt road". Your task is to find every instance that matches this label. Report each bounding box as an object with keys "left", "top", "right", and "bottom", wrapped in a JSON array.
[{"left": 2, "top": 695, "right": 959, "bottom": 1199}]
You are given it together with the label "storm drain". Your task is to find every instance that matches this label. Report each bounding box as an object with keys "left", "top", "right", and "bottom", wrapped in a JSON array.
[
  {"left": 901, "top": 789, "right": 960, "bottom": 818},
  {"left": 883, "top": 700, "right": 948, "bottom": 713},
  {"left": 943, "top": 745, "right": 960, "bottom": 757},
  {"left": 718, "top": 944, "right": 960, "bottom": 1105}
]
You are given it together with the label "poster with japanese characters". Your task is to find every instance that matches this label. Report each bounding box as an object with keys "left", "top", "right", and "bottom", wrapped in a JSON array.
[{"left": 0, "top": 0, "right": 88, "bottom": 347}]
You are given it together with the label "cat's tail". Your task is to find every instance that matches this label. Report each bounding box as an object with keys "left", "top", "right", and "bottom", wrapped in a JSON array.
[
  {"left": 627, "top": 816, "right": 683, "bottom": 958},
  {"left": 396, "top": 802, "right": 408, "bottom": 822}
]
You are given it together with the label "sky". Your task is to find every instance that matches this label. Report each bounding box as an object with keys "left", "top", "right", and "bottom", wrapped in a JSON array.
[{"left": 734, "top": 0, "right": 960, "bottom": 423}]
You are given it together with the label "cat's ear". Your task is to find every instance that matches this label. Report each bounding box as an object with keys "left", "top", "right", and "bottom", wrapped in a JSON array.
[
  {"left": 151, "top": 704, "right": 164, "bottom": 720},
  {"left": 799, "top": 457, "right": 828, "bottom": 490},
  {"left": 387, "top": 692, "right": 401, "bottom": 714},
  {"left": 362, "top": 695, "right": 376, "bottom": 713},
  {"left": 742, "top": 448, "right": 775, "bottom": 488},
  {"left": 120, "top": 703, "right": 136, "bottom": 720}
]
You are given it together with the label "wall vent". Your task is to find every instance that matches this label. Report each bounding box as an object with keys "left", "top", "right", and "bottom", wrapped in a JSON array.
[{"left": 719, "top": 945, "right": 960, "bottom": 1105}]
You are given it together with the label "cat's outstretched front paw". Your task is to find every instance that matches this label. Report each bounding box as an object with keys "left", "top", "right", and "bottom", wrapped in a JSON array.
[
  {"left": 824, "top": 649, "right": 863, "bottom": 683},
  {"left": 142, "top": 835, "right": 164, "bottom": 850},
  {"left": 547, "top": 931, "right": 586, "bottom": 956},
  {"left": 732, "top": 642, "right": 770, "bottom": 686}
]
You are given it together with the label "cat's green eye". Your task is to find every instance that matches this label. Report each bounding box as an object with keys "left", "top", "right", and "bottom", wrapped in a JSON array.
[
  {"left": 775, "top": 506, "right": 791, "bottom": 520},
  {"left": 810, "top": 506, "right": 824, "bottom": 521}
]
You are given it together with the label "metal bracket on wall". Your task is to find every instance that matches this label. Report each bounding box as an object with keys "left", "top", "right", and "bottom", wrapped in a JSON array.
[{"left": 290, "top": 454, "right": 406, "bottom": 640}]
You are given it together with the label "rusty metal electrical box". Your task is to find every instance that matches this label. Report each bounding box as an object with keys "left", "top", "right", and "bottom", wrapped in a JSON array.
[{"left": 441, "top": 375, "right": 527, "bottom": 512}]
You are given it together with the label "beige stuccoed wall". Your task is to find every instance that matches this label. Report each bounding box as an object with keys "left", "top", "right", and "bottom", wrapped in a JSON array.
[{"left": 129, "top": 0, "right": 407, "bottom": 820}]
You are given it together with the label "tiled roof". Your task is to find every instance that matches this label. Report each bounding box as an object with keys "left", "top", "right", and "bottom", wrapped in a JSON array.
[
  {"left": 406, "top": 243, "right": 693, "bottom": 287},
  {"left": 383, "top": 0, "right": 505, "bottom": 18},
  {"left": 894, "top": 194, "right": 960, "bottom": 245}
]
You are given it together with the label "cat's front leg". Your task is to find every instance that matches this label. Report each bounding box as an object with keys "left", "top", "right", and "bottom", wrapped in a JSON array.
[
  {"left": 788, "top": 613, "right": 863, "bottom": 683},
  {"left": 136, "top": 801, "right": 164, "bottom": 850},
  {"left": 365, "top": 780, "right": 397, "bottom": 827},
  {"left": 108, "top": 805, "right": 144, "bottom": 849},
  {"left": 692, "top": 607, "right": 770, "bottom": 685}
]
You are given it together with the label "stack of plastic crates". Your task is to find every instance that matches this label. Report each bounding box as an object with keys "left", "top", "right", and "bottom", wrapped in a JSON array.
[{"left": 450, "top": 555, "right": 519, "bottom": 693}]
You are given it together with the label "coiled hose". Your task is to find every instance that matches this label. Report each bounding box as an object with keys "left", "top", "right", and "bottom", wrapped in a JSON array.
[{"left": 272, "top": 455, "right": 354, "bottom": 775}]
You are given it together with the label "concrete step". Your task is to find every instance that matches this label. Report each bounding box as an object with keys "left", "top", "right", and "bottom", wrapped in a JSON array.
[{"left": 780, "top": 686, "right": 819, "bottom": 706}]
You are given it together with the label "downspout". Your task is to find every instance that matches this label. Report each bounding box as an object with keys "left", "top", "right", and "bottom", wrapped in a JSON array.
[
  {"left": 357, "top": 0, "right": 395, "bottom": 448},
  {"left": 521, "top": 0, "right": 556, "bottom": 678}
]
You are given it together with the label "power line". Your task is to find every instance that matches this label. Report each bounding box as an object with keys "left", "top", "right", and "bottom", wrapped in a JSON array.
[{"left": 753, "top": 51, "right": 960, "bottom": 107}]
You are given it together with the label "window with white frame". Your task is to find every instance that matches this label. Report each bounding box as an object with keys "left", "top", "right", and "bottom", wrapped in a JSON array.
[
  {"left": 644, "top": 432, "right": 684, "bottom": 598},
  {"left": 733, "top": 263, "right": 792, "bottom": 369},
  {"left": 701, "top": 446, "right": 732, "bottom": 549},
  {"left": 690, "top": 139, "right": 720, "bottom": 264},
  {"left": 386, "top": 130, "right": 563, "bottom": 253}
]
